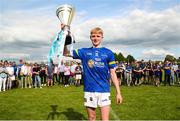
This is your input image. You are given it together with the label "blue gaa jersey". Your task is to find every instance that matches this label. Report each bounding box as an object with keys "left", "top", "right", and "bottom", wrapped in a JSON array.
[{"left": 73, "top": 47, "right": 117, "bottom": 93}]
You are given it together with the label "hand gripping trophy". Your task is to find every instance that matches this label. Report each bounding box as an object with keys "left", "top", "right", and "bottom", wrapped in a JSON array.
[{"left": 48, "top": 4, "right": 75, "bottom": 63}]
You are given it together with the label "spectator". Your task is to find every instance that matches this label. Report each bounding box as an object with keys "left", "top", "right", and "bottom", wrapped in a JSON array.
[
  {"left": 6, "top": 62, "right": 15, "bottom": 90},
  {"left": 75, "top": 63, "right": 82, "bottom": 87},
  {"left": 32, "top": 63, "right": 42, "bottom": 88},
  {"left": 69, "top": 61, "right": 77, "bottom": 85},
  {"left": 64, "top": 62, "right": 71, "bottom": 87},
  {"left": 125, "top": 62, "right": 132, "bottom": 86},
  {"left": 58, "top": 60, "right": 65, "bottom": 85},
  {"left": 0, "top": 61, "right": 8, "bottom": 92},
  {"left": 164, "top": 60, "right": 171, "bottom": 86},
  {"left": 47, "top": 61, "right": 54, "bottom": 87},
  {"left": 39, "top": 64, "right": 47, "bottom": 86},
  {"left": 53, "top": 64, "right": 58, "bottom": 85},
  {"left": 20, "top": 62, "right": 29, "bottom": 88}
]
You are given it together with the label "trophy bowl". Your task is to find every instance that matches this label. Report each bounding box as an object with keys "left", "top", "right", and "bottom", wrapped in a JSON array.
[{"left": 56, "top": 4, "right": 75, "bottom": 26}]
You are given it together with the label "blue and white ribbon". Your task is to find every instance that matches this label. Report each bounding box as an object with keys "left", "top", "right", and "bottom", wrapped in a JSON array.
[
  {"left": 48, "top": 30, "right": 66, "bottom": 63},
  {"left": 48, "top": 29, "right": 74, "bottom": 64}
]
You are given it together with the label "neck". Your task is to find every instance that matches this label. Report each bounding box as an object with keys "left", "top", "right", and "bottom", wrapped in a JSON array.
[{"left": 93, "top": 44, "right": 102, "bottom": 48}]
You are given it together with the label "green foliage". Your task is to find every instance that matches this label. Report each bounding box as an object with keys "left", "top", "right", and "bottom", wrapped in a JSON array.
[
  {"left": 114, "top": 52, "right": 136, "bottom": 63},
  {"left": 118, "top": 52, "right": 125, "bottom": 62},
  {"left": 126, "top": 55, "right": 136, "bottom": 63},
  {"left": 0, "top": 85, "right": 180, "bottom": 120},
  {"left": 114, "top": 52, "right": 126, "bottom": 62},
  {"left": 164, "top": 54, "right": 176, "bottom": 62},
  {"left": 114, "top": 53, "right": 119, "bottom": 62},
  {"left": 176, "top": 57, "right": 180, "bottom": 65}
]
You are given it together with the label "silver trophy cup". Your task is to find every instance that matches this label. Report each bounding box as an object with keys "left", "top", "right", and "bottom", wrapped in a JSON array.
[
  {"left": 56, "top": 4, "right": 75, "bottom": 56},
  {"left": 56, "top": 4, "right": 75, "bottom": 26}
]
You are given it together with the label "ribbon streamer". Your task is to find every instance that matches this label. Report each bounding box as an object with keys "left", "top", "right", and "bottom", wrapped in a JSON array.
[{"left": 47, "top": 29, "right": 74, "bottom": 64}]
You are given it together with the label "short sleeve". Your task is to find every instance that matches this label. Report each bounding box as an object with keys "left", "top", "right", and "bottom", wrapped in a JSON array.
[
  {"left": 107, "top": 50, "right": 117, "bottom": 69},
  {"left": 73, "top": 49, "right": 83, "bottom": 60}
]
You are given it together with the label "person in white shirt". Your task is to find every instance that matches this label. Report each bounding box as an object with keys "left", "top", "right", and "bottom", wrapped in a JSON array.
[
  {"left": 27, "top": 63, "right": 32, "bottom": 88},
  {"left": 64, "top": 62, "right": 70, "bottom": 87},
  {"left": 53, "top": 64, "right": 58, "bottom": 85},
  {"left": 0, "top": 62, "right": 8, "bottom": 92},
  {"left": 20, "top": 63, "right": 29, "bottom": 88},
  {"left": 172, "top": 62, "right": 179, "bottom": 84},
  {"left": 6, "top": 62, "right": 15, "bottom": 90},
  {"left": 58, "top": 60, "right": 65, "bottom": 85}
]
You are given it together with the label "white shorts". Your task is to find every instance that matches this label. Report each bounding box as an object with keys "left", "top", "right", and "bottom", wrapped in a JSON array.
[
  {"left": 9, "top": 76, "right": 15, "bottom": 81},
  {"left": 75, "top": 74, "right": 82, "bottom": 80},
  {"left": 84, "top": 92, "right": 111, "bottom": 108}
]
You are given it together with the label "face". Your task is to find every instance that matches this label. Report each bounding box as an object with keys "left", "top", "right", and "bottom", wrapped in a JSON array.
[{"left": 90, "top": 33, "right": 103, "bottom": 47}]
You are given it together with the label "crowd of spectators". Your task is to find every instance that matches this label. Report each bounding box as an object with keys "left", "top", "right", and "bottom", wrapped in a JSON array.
[
  {"left": 0, "top": 59, "right": 180, "bottom": 92},
  {"left": 115, "top": 60, "right": 180, "bottom": 87},
  {"left": 0, "top": 59, "right": 83, "bottom": 92}
]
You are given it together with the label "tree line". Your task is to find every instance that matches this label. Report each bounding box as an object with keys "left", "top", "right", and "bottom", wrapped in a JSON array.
[{"left": 114, "top": 53, "right": 180, "bottom": 64}]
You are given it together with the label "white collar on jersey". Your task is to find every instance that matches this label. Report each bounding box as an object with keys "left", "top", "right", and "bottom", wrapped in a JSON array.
[{"left": 92, "top": 44, "right": 102, "bottom": 48}]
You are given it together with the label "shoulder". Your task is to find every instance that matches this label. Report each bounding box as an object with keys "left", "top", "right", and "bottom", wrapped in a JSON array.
[
  {"left": 74, "top": 47, "right": 93, "bottom": 55},
  {"left": 101, "top": 47, "right": 114, "bottom": 56},
  {"left": 102, "top": 47, "right": 113, "bottom": 52}
]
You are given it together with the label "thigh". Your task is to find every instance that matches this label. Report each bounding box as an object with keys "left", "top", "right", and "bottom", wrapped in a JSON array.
[
  {"left": 86, "top": 107, "right": 96, "bottom": 121},
  {"left": 100, "top": 105, "right": 110, "bottom": 120},
  {"left": 3, "top": 78, "right": 7, "bottom": 83},
  {"left": 0, "top": 78, "right": 2, "bottom": 84}
]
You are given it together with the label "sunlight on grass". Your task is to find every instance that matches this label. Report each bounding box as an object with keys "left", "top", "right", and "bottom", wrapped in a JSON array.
[{"left": 0, "top": 85, "right": 180, "bottom": 120}]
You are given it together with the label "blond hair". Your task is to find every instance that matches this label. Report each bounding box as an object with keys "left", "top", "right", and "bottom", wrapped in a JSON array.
[{"left": 90, "top": 27, "right": 103, "bottom": 36}]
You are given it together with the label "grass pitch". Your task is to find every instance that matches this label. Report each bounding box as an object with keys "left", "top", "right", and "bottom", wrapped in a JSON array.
[{"left": 0, "top": 85, "right": 180, "bottom": 120}]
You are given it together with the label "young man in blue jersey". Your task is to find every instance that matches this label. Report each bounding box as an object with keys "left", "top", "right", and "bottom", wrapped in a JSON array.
[{"left": 64, "top": 27, "right": 123, "bottom": 120}]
